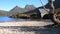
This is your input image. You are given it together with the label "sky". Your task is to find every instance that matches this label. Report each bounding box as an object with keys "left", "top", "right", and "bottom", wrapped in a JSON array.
[{"left": 0, "top": 0, "right": 48, "bottom": 11}]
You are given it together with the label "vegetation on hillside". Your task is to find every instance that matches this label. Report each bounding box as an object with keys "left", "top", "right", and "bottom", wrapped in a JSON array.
[
  {"left": 43, "top": 8, "right": 60, "bottom": 19},
  {"left": 0, "top": 10, "right": 8, "bottom": 16}
]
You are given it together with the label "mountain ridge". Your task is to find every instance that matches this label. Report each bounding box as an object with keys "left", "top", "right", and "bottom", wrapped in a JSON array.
[
  {"left": 10, "top": 5, "right": 36, "bottom": 14},
  {"left": 39, "top": 0, "right": 60, "bottom": 9}
]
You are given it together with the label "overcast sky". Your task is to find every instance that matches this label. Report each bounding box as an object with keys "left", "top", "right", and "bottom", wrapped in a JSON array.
[{"left": 0, "top": 0, "right": 48, "bottom": 11}]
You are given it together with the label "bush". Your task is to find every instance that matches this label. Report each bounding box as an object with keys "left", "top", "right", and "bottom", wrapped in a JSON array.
[{"left": 43, "top": 13, "right": 53, "bottom": 19}]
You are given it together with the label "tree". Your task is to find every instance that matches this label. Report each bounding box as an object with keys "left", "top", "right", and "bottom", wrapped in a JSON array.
[
  {"left": 40, "top": 0, "right": 60, "bottom": 26},
  {"left": 48, "top": 0, "right": 55, "bottom": 14}
]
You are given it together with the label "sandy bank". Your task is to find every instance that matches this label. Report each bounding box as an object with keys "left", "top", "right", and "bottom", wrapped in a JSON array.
[{"left": 0, "top": 21, "right": 53, "bottom": 26}]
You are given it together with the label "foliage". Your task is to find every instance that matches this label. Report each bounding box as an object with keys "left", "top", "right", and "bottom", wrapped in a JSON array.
[
  {"left": 10, "top": 12, "right": 41, "bottom": 19},
  {"left": 55, "top": 8, "right": 60, "bottom": 13},
  {"left": 43, "top": 13, "right": 53, "bottom": 19}
]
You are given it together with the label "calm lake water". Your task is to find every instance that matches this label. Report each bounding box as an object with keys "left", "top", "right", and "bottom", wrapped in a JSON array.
[{"left": 0, "top": 16, "right": 27, "bottom": 22}]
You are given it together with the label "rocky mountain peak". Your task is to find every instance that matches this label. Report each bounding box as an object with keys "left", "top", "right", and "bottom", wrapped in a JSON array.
[
  {"left": 10, "top": 5, "right": 36, "bottom": 14},
  {"left": 25, "top": 5, "right": 36, "bottom": 10}
]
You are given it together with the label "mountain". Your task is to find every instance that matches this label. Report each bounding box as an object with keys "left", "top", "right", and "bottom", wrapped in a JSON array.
[
  {"left": 25, "top": 5, "right": 36, "bottom": 10},
  {"left": 39, "top": 0, "right": 60, "bottom": 9},
  {"left": 0, "top": 5, "right": 36, "bottom": 16},
  {"left": 10, "top": 5, "right": 36, "bottom": 14},
  {"left": 53, "top": 0, "right": 60, "bottom": 9},
  {"left": 10, "top": 6, "right": 25, "bottom": 14},
  {"left": 0, "top": 10, "right": 9, "bottom": 16}
]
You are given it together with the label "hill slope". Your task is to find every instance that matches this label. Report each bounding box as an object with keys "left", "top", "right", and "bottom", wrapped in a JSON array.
[
  {"left": 0, "top": 10, "right": 9, "bottom": 16},
  {"left": 39, "top": 0, "right": 60, "bottom": 9}
]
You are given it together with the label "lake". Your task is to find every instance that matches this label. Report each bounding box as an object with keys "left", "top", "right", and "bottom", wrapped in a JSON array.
[
  {"left": 0, "top": 16, "right": 53, "bottom": 22},
  {"left": 0, "top": 16, "right": 27, "bottom": 22}
]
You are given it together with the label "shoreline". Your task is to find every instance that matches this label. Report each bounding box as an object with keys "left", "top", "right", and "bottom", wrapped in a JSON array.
[
  {"left": 0, "top": 21, "right": 53, "bottom": 26},
  {"left": 0, "top": 20, "right": 58, "bottom": 34}
]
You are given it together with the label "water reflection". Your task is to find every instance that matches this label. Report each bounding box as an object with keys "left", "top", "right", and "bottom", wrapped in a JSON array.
[{"left": 0, "top": 16, "right": 26, "bottom": 22}]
